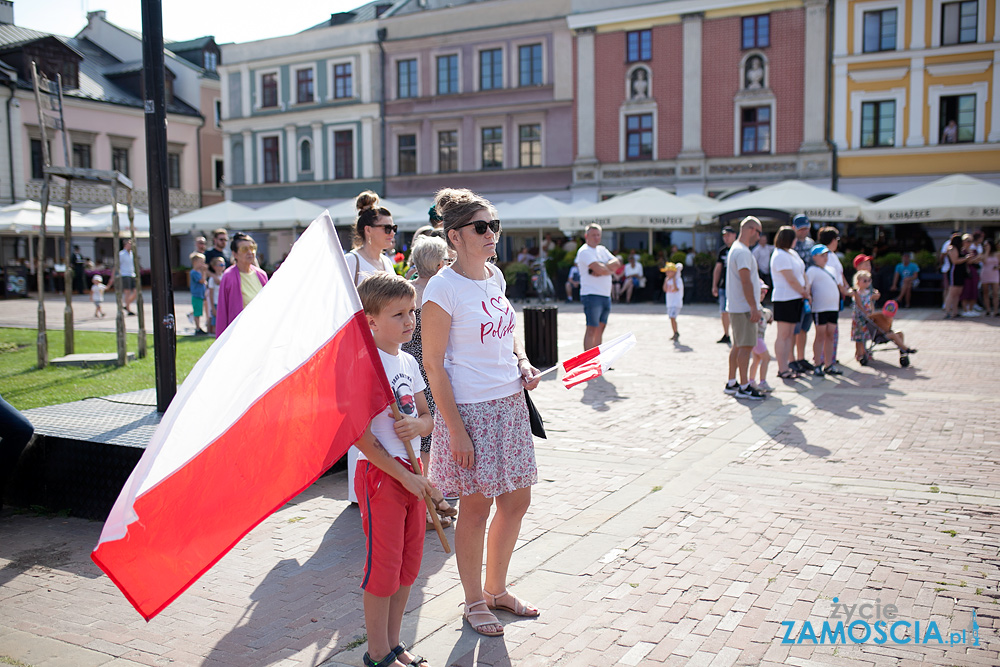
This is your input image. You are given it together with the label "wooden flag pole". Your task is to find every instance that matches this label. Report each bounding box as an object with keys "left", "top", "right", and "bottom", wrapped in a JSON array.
[{"left": 390, "top": 402, "right": 451, "bottom": 553}]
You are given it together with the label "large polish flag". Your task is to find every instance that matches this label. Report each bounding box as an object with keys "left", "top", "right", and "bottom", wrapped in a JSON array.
[{"left": 92, "top": 212, "right": 393, "bottom": 620}]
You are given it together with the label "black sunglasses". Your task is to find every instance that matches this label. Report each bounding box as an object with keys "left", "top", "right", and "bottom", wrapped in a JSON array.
[
  {"left": 371, "top": 223, "right": 398, "bottom": 233},
  {"left": 456, "top": 219, "right": 501, "bottom": 235}
]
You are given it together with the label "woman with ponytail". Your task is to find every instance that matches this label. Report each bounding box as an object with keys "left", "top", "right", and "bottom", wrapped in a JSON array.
[{"left": 347, "top": 190, "right": 397, "bottom": 286}]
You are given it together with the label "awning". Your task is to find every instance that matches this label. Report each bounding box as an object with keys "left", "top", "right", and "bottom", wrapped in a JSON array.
[{"left": 861, "top": 174, "right": 1000, "bottom": 224}]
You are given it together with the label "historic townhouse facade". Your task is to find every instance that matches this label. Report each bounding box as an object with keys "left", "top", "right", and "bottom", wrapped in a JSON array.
[
  {"left": 381, "top": 0, "right": 575, "bottom": 201},
  {"left": 0, "top": 6, "right": 203, "bottom": 212},
  {"left": 832, "top": 0, "right": 1000, "bottom": 198},
  {"left": 569, "top": 0, "right": 833, "bottom": 199},
  {"left": 218, "top": 7, "right": 386, "bottom": 203}
]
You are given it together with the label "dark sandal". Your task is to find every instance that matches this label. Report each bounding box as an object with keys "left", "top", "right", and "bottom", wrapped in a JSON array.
[
  {"left": 777, "top": 370, "right": 799, "bottom": 380},
  {"left": 362, "top": 650, "right": 399, "bottom": 667},
  {"left": 392, "top": 642, "right": 428, "bottom": 667},
  {"left": 434, "top": 498, "right": 458, "bottom": 518}
]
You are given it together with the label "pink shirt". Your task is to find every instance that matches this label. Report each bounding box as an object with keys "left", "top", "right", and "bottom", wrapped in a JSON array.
[{"left": 981, "top": 255, "right": 999, "bottom": 284}]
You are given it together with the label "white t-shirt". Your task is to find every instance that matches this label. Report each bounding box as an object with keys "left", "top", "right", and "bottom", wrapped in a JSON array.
[
  {"left": 940, "top": 239, "right": 952, "bottom": 272},
  {"left": 825, "top": 255, "right": 846, "bottom": 294},
  {"left": 575, "top": 244, "right": 616, "bottom": 297},
  {"left": 347, "top": 250, "right": 395, "bottom": 286},
  {"left": 358, "top": 349, "right": 425, "bottom": 462},
  {"left": 725, "top": 241, "right": 758, "bottom": 313},
  {"left": 119, "top": 248, "right": 135, "bottom": 277},
  {"left": 208, "top": 275, "right": 222, "bottom": 307},
  {"left": 770, "top": 249, "right": 805, "bottom": 302},
  {"left": 91, "top": 283, "right": 106, "bottom": 303},
  {"left": 806, "top": 265, "right": 841, "bottom": 313},
  {"left": 752, "top": 243, "right": 773, "bottom": 274},
  {"left": 623, "top": 262, "right": 643, "bottom": 279},
  {"left": 422, "top": 264, "right": 521, "bottom": 404}
]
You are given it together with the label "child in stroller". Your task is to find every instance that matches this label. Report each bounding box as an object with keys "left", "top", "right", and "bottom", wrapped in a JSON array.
[{"left": 851, "top": 270, "right": 916, "bottom": 367}]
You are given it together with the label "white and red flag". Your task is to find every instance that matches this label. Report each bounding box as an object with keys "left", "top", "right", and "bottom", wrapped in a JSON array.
[
  {"left": 92, "top": 212, "right": 393, "bottom": 620},
  {"left": 561, "top": 332, "right": 636, "bottom": 389}
]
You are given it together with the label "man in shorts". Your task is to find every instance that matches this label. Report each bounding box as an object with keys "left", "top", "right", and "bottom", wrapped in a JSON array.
[
  {"left": 575, "top": 224, "right": 621, "bottom": 351},
  {"left": 791, "top": 215, "right": 816, "bottom": 372},
  {"left": 713, "top": 226, "right": 737, "bottom": 344},
  {"left": 723, "top": 218, "right": 764, "bottom": 400}
]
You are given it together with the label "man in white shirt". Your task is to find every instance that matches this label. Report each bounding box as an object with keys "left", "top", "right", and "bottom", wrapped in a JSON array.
[
  {"left": 575, "top": 224, "right": 621, "bottom": 350},
  {"left": 752, "top": 232, "right": 773, "bottom": 293},
  {"left": 118, "top": 239, "right": 137, "bottom": 316},
  {"left": 724, "top": 217, "right": 763, "bottom": 400}
]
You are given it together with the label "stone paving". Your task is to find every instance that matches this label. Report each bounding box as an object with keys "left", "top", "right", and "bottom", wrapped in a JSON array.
[{"left": 1, "top": 297, "right": 998, "bottom": 667}]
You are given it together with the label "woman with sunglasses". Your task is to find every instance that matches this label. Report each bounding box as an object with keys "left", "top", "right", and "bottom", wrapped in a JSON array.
[
  {"left": 422, "top": 188, "right": 542, "bottom": 637},
  {"left": 215, "top": 232, "right": 268, "bottom": 338},
  {"left": 347, "top": 191, "right": 397, "bottom": 285}
]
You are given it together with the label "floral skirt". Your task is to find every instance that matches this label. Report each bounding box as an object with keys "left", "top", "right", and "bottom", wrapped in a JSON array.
[{"left": 429, "top": 391, "right": 537, "bottom": 499}]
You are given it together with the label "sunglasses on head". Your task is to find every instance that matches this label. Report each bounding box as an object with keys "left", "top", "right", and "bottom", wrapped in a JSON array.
[
  {"left": 457, "top": 219, "right": 502, "bottom": 235},
  {"left": 372, "top": 223, "right": 398, "bottom": 233}
]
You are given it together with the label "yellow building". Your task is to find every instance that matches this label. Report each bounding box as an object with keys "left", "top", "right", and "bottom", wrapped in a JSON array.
[{"left": 833, "top": 0, "right": 1000, "bottom": 198}]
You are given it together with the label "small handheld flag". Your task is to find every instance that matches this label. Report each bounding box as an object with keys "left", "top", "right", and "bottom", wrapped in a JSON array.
[{"left": 561, "top": 332, "right": 636, "bottom": 389}]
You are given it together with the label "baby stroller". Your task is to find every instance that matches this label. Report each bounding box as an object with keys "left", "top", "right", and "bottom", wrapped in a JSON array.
[{"left": 856, "top": 301, "right": 915, "bottom": 367}]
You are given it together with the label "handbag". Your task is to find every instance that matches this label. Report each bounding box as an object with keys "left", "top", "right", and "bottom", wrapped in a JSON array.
[{"left": 523, "top": 389, "right": 546, "bottom": 439}]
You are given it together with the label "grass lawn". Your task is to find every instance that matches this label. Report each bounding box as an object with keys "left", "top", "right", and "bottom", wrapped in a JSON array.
[{"left": 0, "top": 329, "right": 214, "bottom": 410}]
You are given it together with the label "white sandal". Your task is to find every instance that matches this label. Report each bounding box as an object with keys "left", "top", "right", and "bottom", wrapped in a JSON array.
[{"left": 462, "top": 600, "right": 503, "bottom": 636}]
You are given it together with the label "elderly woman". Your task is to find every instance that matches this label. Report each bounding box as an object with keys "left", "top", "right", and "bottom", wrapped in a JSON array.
[
  {"left": 215, "top": 232, "right": 268, "bottom": 338},
  {"left": 401, "top": 235, "right": 452, "bottom": 527},
  {"left": 422, "top": 188, "right": 541, "bottom": 637},
  {"left": 347, "top": 191, "right": 396, "bottom": 285},
  {"left": 769, "top": 226, "right": 809, "bottom": 379}
]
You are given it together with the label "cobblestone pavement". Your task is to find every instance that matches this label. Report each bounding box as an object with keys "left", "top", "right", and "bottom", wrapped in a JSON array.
[{"left": 1, "top": 300, "right": 997, "bottom": 667}]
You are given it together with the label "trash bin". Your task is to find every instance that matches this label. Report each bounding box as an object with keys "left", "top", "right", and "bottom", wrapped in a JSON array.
[{"left": 523, "top": 305, "right": 558, "bottom": 369}]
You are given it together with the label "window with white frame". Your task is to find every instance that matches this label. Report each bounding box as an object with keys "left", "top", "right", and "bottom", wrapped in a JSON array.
[
  {"left": 398, "top": 134, "right": 417, "bottom": 175},
  {"left": 299, "top": 138, "right": 313, "bottom": 172},
  {"left": 334, "top": 130, "right": 354, "bottom": 179},
  {"left": 437, "top": 55, "right": 458, "bottom": 95},
  {"left": 397, "top": 59, "right": 418, "bottom": 98},
  {"left": 518, "top": 44, "right": 542, "bottom": 86},
  {"left": 941, "top": 0, "right": 978, "bottom": 45},
  {"left": 262, "top": 136, "right": 280, "bottom": 182},
  {"left": 214, "top": 99, "right": 222, "bottom": 128},
  {"left": 480, "top": 48, "right": 503, "bottom": 91},
  {"left": 260, "top": 71, "right": 278, "bottom": 108},
  {"left": 296, "top": 67, "right": 315, "bottom": 104},
  {"left": 481, "top": 127, "right": 503, "bottom": 169},
  {"left": 860, "top": 101, "right": 896, "bottom": 148},
  {"left": 518, "top": 124, "right": 541, "bottom": 167},
  {"left": 939, "top": 94, "right": 975, "bottom": 143},
  {"left": 863, "top": 9, "right": 897, "bottom": 52},
  {"left": 740, "top": 106, "right": 771, "bottom": 154},
  {"left": 438, "top": 130, "right": 458, "bottom": 172},
  {"left": 625, "top": 114, "right": 653, "bottom": 160},
  {"left": 213, "top": 158, "right": 224, "bottom": 189},
  {"left": 333, "top": 63, "right": 353, "bottom": 99}
]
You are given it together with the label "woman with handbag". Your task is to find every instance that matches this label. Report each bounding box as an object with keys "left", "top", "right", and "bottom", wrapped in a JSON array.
[{"left": 421, "top": 188, "right": 542, "bottom": 637}]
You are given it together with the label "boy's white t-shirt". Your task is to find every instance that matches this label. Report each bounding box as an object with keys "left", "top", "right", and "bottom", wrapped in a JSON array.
[
  {"left": 358, "top": 348, "right": 425, "bottom": 462},
  {"left": 770, "top": 249, "right": 805, "bottom": 301},
  {"left": 422, "top": 264, "right": 521, "bottom": 404},
  {"left": 825, "top": 255, "right": 846, "bottom": 293},
  {"left": 806, "top": 265, "right": 841, "bottom": 313},
  {"left": 575, "top": 244, "right": 616, "bottom": 297},
  {"left": 208, "top": 275, "right": 222, "bottom": 307},
  {"left": 91, "top": 283, "right": 106, "bottom": 303}
]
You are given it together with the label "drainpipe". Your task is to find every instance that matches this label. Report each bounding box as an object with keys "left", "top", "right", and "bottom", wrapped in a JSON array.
[
  {"left": 826, "top": 0, "right": 838, "bottom": 191},
  {"left": 5, "top": 81, "right": 16, "bottom": 203},
  {"left": 196, "top": 113, "right": 205, "bottom": 208},
  {"left": 377, "top": 27, "right": 387, "bottom": 197}
]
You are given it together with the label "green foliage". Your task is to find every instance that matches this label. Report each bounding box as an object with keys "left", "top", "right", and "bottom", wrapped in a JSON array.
[
  {"left": 639, "top": 252, "right": 658, "bottom": 268},
  {"left": 670, "top": 251, "right": 687, "bottom": 265},
  {"left": 694, "top": 252, "right": 714, "bottom": 268},
  {"left": 876, "top": 252, "right": 902, "bottom": 269},
  {"left": 914, "top": 250, "right": 937, "bottom": 270},
  {"left": 0, "top": 328, "right": 214, "bottom": 410},
  {"left": 502, "top": 262, "right": 531, "bottom": 283}
]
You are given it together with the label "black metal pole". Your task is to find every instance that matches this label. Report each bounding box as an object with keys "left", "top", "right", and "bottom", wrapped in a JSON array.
[{"left": 141, "top": 0, "right": 177, "bottom": 412}]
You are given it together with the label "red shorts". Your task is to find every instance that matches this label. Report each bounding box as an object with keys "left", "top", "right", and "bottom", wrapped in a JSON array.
[{"left": 355, "top": 458, "right": 425, "bottom": 597}]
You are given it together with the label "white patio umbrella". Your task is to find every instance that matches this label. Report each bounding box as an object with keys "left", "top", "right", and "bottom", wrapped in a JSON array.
[
  {"left": 499, "top": 194, "right": 577, "bottom": 230},
  {"left": 236, "top": 197, "right": 327, "bottom": 230},
  {"left": 170, "top": 200, "right": 256, "bottom": 234},
  {"left": 703, "top": 180, "right": 864, "bottom": 223},
  {"left": 80, "top": 204, "right": 161, "bottom": 237},
  {"left": 559, "top": 187, "right": 702, "bottom": 233},
  {"left": 0, "top": 200, "right": 94, "bottom": 234},
  {"left": 861, "top": 174, "right": 1000, "bottom": 224}
]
